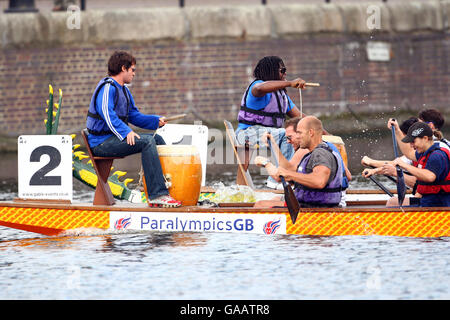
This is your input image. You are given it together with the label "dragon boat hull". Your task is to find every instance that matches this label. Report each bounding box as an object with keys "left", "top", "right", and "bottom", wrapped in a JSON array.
[{"left": 0, "top": 199, "right": 449, "bottom": 238}]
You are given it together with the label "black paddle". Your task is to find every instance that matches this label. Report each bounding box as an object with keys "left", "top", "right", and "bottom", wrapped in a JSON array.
[
  {"left": 267, "top": 139, "right": 300, "bottom": 224},
  {"left": 368, "top": 175, "right": 394, "bottom": 197},
  {"left": 391, "top": 123, "right": 406, "bottom": 206},
  {"left": 367, "top": 165, "right": 411, "bottom": 190}
]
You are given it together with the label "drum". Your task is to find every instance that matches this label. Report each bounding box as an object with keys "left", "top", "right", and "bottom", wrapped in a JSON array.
[{"left": 144, "top": 145, "right": 202, "bottom": 206}]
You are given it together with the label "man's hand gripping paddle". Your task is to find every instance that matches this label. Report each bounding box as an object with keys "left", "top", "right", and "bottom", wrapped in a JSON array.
[{"left": 267, "top": 139, "right": 300, "bottom": 224}]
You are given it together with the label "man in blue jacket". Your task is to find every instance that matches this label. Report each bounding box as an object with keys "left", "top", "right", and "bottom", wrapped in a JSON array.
[{"left": 86, "top": 51, "right": 181, "bottom": 207}]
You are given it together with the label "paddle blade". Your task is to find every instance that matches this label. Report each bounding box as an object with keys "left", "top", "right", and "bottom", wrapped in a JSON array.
[
  {"left": 280, "top": 176, "right": 300, "bottom": 224},
  {"left": 369, "top": 176, "right": 394, "bottom": 197},
  {"left": 396, "top": 167, "right": 406, "bottom": 206}
]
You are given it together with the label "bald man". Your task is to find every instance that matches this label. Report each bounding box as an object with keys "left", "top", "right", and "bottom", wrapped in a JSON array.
[{"left": 255, "top": 116, "right": 344, "bottom": 208}]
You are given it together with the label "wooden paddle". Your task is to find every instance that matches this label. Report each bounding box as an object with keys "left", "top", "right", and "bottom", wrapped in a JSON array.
[
  {"left": 391, "top": 123, "right": 406, "bottom": 206},
  {"left": 267, "top": 139, "right": 300, "bottom": 224},
  {"left": 223, "top": 120, "right": 255, "bottom": 188}
]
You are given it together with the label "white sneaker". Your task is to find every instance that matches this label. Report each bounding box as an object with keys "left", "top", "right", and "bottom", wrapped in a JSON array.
[{"left": 147, "top": 194, "right": 182, "bottom": 208}]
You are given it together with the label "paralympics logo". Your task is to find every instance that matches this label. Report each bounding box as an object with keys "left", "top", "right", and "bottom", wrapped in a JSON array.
[
  {"left": 114, "top": 217, "right": 131, "bottom": 230},
  {"left": 263, "top": 219, "right": 281, "bottom": 235}
]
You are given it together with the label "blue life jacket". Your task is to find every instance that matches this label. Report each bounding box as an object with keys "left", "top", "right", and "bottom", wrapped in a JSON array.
[
  {"left": 325, "top": 141, "right": 349, "bottom": 190},
  {"left": 294, "top": 143, "right": 343, "bottom": 207},
  {"left": 237, "top": 80, "right": 290, "bottom": 128},
  {"left": 86, "top": 77, "right": 131, "bottom": 135}
]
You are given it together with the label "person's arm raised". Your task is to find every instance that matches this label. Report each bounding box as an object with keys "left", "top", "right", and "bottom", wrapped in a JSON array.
[
  {"left": 388, "top": 118, "right": 416, "bottom": 161},
  {"left": 251, "top": 78, "right": 306, "bottom": 97}
]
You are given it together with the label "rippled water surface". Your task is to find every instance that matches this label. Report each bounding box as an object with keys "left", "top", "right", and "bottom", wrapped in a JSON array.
[{"left": 1, "top": 226, "right": 449, "bottom": 300}]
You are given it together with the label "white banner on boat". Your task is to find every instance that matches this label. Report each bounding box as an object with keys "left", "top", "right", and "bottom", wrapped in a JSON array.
[{"left": 110, "top": 211, "right": 286, "bottom": 235}]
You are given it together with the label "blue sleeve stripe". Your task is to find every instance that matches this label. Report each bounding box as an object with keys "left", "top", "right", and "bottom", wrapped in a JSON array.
[{"left": 101, "top": 83, "right": 123, "bottom": 140}]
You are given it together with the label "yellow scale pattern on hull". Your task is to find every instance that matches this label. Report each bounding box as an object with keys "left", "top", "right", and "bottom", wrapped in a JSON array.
[
  {"left": 286, "top": 210, "right": 450, "bottom": 237},
  {"left": 1, "top": 206, "right": 449, "bottom": 238},
  {"left": 0, "top": 206, "right": 109, "bottom": 233}
]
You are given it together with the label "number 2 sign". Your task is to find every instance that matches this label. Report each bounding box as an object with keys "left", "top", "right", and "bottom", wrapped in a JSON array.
[{"left": 18, "top": 135, "right": 72, "bottom": 201}]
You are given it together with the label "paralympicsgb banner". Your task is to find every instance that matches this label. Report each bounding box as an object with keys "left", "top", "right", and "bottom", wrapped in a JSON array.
[{"left": 110, "top": 211, "right": 286, "bottom": 235}]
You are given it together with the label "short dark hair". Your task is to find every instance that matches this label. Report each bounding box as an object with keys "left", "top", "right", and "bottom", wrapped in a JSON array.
[
  {"left": 400, "top": 117, "right": 419, "bottom": 135},
  {"left": 107, "top": 51, "right": 136, "bottom": 76},
  {"left": 418, "top": 109, "right": 444, "bottom": 130},
  {"left": 253, "top": 56, "right": 285, "bottom": 81},
  {"left": 284, "top": 117, "right": 301, "bottom": 130}
]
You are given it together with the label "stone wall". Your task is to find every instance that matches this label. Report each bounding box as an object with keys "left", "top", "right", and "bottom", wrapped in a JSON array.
[{"left": 0, "top": 1, "right": 449, "bottom": 135}]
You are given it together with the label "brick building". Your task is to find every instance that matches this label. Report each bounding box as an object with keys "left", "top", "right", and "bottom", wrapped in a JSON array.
[{"left": 0, "top": 1, "right": 449, "bottom": 136}]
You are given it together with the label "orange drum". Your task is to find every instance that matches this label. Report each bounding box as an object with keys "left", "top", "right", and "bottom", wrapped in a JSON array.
[{"left": 144, "top": 145, "right": 202, "bottom": 206}]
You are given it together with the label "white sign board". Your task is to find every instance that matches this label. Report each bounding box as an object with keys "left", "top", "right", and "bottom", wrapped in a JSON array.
[
  {"left": 18, "top": 135, "right": 72, "bottom": 201},
  {"left": 110, "top": 211, "right": 287, "bottom": 235},
  {"left": 157, "top": 124, "right": 208, "bottom": 186},
  {"left": 367, "top": 41, "right": 391, "bottom": 62}
]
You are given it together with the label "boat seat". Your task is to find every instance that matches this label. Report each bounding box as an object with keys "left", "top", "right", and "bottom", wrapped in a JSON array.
[
  {"left": 223, "top": 120, "right": 255, "bottom": 188},
  {"left": 80, "top": 129, "right": 124, "bottom": 205}
]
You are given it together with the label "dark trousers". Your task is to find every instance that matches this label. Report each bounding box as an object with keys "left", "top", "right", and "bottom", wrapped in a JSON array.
[{"left": 92, "top": 133, "right": 168, "bottom": 199}]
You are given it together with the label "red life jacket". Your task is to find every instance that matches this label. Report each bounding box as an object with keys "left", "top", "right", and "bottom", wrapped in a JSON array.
[{"left": 416, "top": 145, "right": 450, "bottom": 195}]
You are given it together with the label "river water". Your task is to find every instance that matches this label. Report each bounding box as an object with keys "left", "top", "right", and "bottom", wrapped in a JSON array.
[{"left": 0, "top": 133, "right": 449, "bottom": 300}]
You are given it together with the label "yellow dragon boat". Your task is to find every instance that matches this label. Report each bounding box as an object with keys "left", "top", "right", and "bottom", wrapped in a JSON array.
[
  {"left": 2, "top": 86, "right": 448, "bottom": 239},
  {"left": 0, "top": 195, "right": 449, "bottom": 238}
]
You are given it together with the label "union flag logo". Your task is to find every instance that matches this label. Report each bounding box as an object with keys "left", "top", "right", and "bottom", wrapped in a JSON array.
[
  {"left": 114, "top": 217, "right": 131, "bottom": 230},
  {"left": 263, "top": 219, "right": 281, "bottom": 234}
]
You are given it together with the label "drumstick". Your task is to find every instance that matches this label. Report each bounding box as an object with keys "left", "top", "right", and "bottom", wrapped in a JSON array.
[
  {"left": 163, "top": 114, "right": 187, "bottom": 122},
  {"left": 153, "top": 113, "right": 187, "bottom": 137},
  {"left": 305, "top": 82, "right": 320, "bottom": 87}
]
